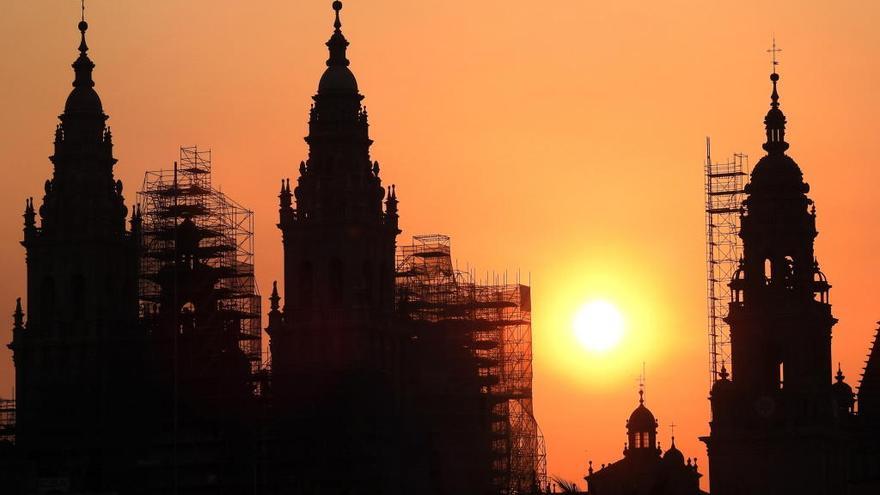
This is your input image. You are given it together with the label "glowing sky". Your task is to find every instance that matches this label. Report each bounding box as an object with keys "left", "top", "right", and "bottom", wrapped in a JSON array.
[{"left": 2, "top": 1, "right": 880, "bottom": 490}]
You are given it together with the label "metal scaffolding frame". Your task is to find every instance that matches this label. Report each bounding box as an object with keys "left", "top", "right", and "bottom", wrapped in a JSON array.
[
  {"left": 0, "top": 399, "right": 14, "bottom": 444},
  {"left": 704, "top": 139, "right": 748, "bottom": 386},
  {"left": 396, "top": 235, "right": 547, "bottom": 494},
  {"left": 138, "top": 146, "right": 262, "bottom": 380}
]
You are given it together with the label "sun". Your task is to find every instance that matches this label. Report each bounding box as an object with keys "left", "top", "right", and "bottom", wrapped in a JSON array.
[{"left": 573, "top": 300, "right": 625, "bottom": 353}]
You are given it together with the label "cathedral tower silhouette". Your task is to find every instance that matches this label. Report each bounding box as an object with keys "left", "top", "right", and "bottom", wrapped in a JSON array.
[
  {"left": 9, "top": 16, "right": 144, "bottom": 492},
  {"left": 703, "top": 69, "right": 848, "bottom": 495},
  {"left": 266, "top": 2, "right": 404, "bottom": 492}
]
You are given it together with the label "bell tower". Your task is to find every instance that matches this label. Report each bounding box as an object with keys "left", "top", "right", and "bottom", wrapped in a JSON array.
[
  {"left": 9, "top": 12, "right": 143, "bottom": 491},
  {"left": 266, "top": 3, "right": 403, "bottom": 492},
  {"left": 704, "top": 68, "right": 847, "bottom": 495},
  {"left": 269, "top": 1, "right": 400, "bottom": 380}
]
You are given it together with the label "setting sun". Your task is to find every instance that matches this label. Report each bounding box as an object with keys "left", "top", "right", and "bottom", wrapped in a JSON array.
[{"left": 573, "top": 300, "right": 625, "bottom": 353}]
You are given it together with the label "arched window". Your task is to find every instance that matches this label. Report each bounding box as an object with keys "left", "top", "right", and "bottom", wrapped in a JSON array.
[
  {"left": 779, "top": 362, "right": 785, "bottom": 389},
  {"left": 764, "top": 258, "right": 772, "bottom": 283}
]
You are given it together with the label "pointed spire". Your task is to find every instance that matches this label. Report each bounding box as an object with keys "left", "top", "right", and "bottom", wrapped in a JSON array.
[
  {"left": 13, "top": 298, "right": 24, "bottom": 331},
  {"left": 23, "top": 198, "right": 35, "bottom": 231},
  {"left": 836, "top": 362, "right": 845, "bottom": 383},
  {"left": 64, "top": 3, "right": 104, "bottom": 117},
  {"left": 326, "top": 1, "right": 350, "bottom": 67},
  {"left": 280, "top": 178, "right": 292, "bottom": 209},
  {"left": 762, "top": 41, "right": 789, "bottom": 154},
  {"left": 73, "top": 12, "right": 95, "bottom": 90},
  {"left": 270, "top": 281, "right": 280, "bottom": 312},
  {"left": 719, "top": 361, "right": 730, "bottom": 381}
]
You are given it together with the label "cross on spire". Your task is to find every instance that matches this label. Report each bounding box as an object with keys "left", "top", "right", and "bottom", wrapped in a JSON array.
[
  {"left": 767, "top": 37, "right": 782, "bottom": 74},
  {"left": 81, "top": 0, "right": 86, "bottom": 22},
  {"left": 669, "top": 422, "right": 677, "bottom": 438},
  {"left": 635, "top": 364, "right": 647, "bottom": 405}
]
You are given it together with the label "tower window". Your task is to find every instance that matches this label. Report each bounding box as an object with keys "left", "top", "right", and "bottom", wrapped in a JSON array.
[{"left": 779, "top": 362, "right": 784, "bottom": 389}]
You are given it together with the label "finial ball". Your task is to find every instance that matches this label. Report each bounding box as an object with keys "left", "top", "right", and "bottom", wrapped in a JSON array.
[
  {"left": 333, "top": 1, "right": 343, "bottom": 12},
  {"left": 78, "top": 20, "right": 88, "bottom": 32},
  {"left": 770, "top": 73, "right": 779, "bottom": 82}
]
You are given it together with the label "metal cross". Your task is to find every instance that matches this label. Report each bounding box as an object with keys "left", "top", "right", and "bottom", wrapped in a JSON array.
[
  {"left": 669, "top": 422, "right": 677, "bottom": 438},
  {"left": 767, "top": 37, "right": 782, "bottom": 72}
]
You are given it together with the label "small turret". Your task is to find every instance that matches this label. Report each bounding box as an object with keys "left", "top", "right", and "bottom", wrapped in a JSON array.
[
  {"left": 23, "top": 198, "right": 36, "bottom": 240},
  {"left": 13, "top": 298, "right": 24, "bottom": 331},
  {"left": 266, "top": 281, "right": 284, "bottom": 339},
  {"left": 385, "top": 185, "right": 400, "bottom": 233},
  {"left": 832, "top": 363, "right": 855, "bottom": 416},
  {"left": 626, "top": 386, "right": 659, "bottom": 457}
]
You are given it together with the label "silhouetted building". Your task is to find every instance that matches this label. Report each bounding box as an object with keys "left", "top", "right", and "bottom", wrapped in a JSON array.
[
  {"left": 848, "top": 326, "right": 880, "bottom": 493},
  {"left": 585, "top": 389, "right": 703, "bottom": 495},
  {"left": 4, "top": 4, "right": 546, "bottom": 494},
  {"left": 7, "top": 16, "right": 146, "bottom": 493},
  {"left": 395, "top": 235, "right": 546, "bottom": 495},
  {"left": 135, "top": 148, "right": 263, "bottom": 492},
  {"left": 703, "top": 69, "right": 880, "bottom": 494},
  {"left": 265, "top": 1, "right": 404, "bottom": 493}
]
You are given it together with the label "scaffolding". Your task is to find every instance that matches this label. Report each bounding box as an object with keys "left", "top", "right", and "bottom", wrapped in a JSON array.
[
  {"left": 0, "top": 399, "right": 14, "bottom": 444},
  {"left": 138, "top": 146, "right": 262, "bottom": 380},
  {"left": 704, "top": 139, "right": 748, "bottom": 386},
  {"left": 396, "top": 235, "right": 547, "bottom": 494}
]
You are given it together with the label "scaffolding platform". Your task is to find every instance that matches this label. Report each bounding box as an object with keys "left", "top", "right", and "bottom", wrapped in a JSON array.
[
  {"left": 704, "top": 139, "right": 748, "bottom": 386},
  {"left": 138, "top": 146, "right": 262, "bottom": 382},
  {"left": 397, "top": 234, "right": 547, "bottom": 494}
]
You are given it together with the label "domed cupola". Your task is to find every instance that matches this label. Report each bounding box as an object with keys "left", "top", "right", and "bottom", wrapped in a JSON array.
[
  {"left": 662, "top": 437, "right": 685, "bottom": 466},
  {"left": 745, "top": 70, "right": 809, "bottom": 198},
  {"left": 711, "top": 363, "right": 734, "bottom": 397},
  {"left": 625, "top": 387, "right": 659, "bottom": 456},
  {"left": 318, "top": 1, "right": 359, "bottom": 94},
  {"left": 832, "top": 363, "right": 855, "bottom": 415},
  {"left": 65, "top": 19, "right": 104, "bottom": 115}
]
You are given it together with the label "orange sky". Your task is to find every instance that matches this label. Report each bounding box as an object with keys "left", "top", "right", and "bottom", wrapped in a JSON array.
[{"left": 2, "top": 1, "right": 880, "bottom": 490}]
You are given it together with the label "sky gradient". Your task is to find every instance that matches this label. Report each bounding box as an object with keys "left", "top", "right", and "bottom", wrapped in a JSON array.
[{"left": 2, "top": 1, "right": 879, "bottom": 489}]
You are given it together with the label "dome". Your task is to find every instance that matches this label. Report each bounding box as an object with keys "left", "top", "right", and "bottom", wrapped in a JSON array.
[
  {"left": 628, "top": 403, "right": 657, "bottom": 432},
  {"left": 663, "top": 440, "right": 685, "bottom": 466},
  {"left": 832, "top": 365, "right": 855, "bottom": 411},
  {"left": 64, "top": 87, "right": 104, "bottom": 114},
  {"left": 64, "top": 21, "right": 104, "bottom": 114},
  {"left": 746, "top": 153, "right": 807, "bottom": 196},
  {"left": 711, "top": 372, "right": 734, "bottom": 398},
  {"left": 318, "top": 65, "right": 359, "bottom": 93}
]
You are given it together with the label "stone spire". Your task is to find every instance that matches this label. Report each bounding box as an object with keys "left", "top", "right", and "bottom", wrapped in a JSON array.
[
  {"left": 318, "top": 1, "right": 359, "bottom": 94},
  {"left": 763, "top": 72, "right": 789, "bottom": 154},
  {"left": 327, "top": 1, "right": 350, "bottom": 67},
  {"left": 35, "top": 10, "right": 128, "bottom": 241}
]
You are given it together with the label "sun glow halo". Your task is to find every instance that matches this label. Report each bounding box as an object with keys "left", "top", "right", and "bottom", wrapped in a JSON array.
[{"left": 573, "top": 300, "right": 625, "bottom": 353}]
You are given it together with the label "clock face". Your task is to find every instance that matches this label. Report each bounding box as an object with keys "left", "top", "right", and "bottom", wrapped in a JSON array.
[{"left": 755, "top": 396, "right": 776, "bottom": 418}]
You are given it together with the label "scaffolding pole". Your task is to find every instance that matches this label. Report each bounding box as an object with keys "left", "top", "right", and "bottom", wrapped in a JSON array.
[
  {"left": 704, "top": 138, "right": 747, "bottom": 387},
  {"left": 396, "top": 235, "right": 547, "bottom": 494},
  {"left": 138, "top": 146, "right": 263, "bottom": 386},
  {"left": 0, "top": 399, "right": 14, "bottom": 444}
]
